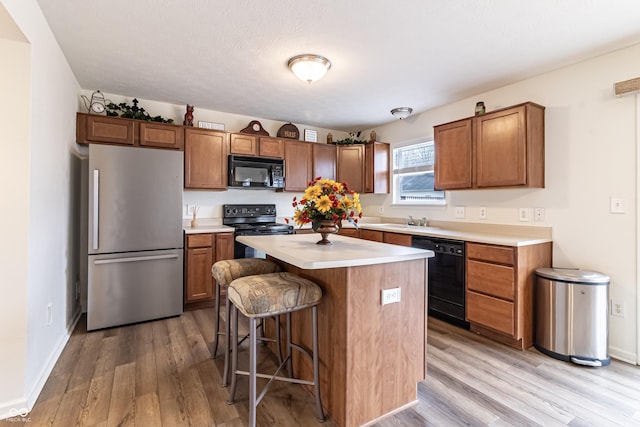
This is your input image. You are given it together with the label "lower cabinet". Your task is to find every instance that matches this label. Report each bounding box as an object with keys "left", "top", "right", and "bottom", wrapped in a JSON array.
[
  {"left": 358, "top": 229, "right": 411, "bottom": 246},
  {"left": 465, "top": 241, "right": 551, "bottom": 349},
  {"left": 338, "top": 227, "right": 359, "bottom": 238},
  {"left": 184, "top": 232, "right": 234, "bottom": 309}
]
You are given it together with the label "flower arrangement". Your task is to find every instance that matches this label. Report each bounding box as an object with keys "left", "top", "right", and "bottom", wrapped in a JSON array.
[{"left": 287, "top": 177, "right": 362, "bottom": 231}]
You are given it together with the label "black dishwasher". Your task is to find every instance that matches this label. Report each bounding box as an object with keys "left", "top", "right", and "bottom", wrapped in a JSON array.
[{"left": 412, "top": 236, "right": 469, "bottom": 329}]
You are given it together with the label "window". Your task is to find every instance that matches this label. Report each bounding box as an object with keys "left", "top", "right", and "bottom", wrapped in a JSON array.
[{"left": 392, "top": 140, "right": 445, "bottom": 204}]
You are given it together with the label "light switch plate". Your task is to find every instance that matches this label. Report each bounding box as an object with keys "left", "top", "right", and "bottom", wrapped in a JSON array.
[
  {"left": 610, "top": 197, "right": 625, "bottom": 214},
  {"left": 519, "top": 208, "right": 530, "bottom": 222}
]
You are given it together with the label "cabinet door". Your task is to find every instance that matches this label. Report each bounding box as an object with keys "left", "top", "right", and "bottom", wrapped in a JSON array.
[
  {"left": 284, "top": 140, "right": 312, "bottom": 191},
  {"left": 434, "top": 118, "right": 472, "bottom": 189},
  {"left": 139, "top": 122, "right": 184, "bottom": 150},
  {"left": 364, "top": 142, "right": 389, "bottom": 194},
  {"left": 474, "top": 106, "right": 527, "bottom": 187},
  {"left": 230, "top": 133, "right": 258, "bottom": 156},
  {"left": 313, "top": 143, "right": 336, "bottom": 181},
  {"left": 78, "top": 113, "right": 137, "bottom": 146},
  {"left": 184, "top": 128, "right": 228, "bottom": 189},
  {"left": 337, "top": 145, "right": 364, "bottom": 192},
  {"left": 259, "top": 137, "right": 284, "bottom": 159},
  {"left": 215, "top": 232, "right": 235, "bottom": 262},
  {"left": 467, "top": 291, "right": 515, "bottom": 336},
  {"left": 360, "top": 229, "right": 383, "bottom": 242},
  {"left": 383, "top": 232, "right": 412, "bottom": 247},
  {"left": 185, "top": 246, "right": 214, "bottom": 302}
]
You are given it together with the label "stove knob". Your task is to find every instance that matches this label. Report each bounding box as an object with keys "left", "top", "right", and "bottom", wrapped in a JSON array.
[{"left": 231, "top": 208, "right": 238, "bottom": 215}]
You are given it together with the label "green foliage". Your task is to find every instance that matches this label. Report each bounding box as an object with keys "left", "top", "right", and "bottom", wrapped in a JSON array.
[
  {"left": 105, "top": 98, "right": 174, "bottom": 124},
  {"left": 333, "top": 132, "right": 368, "bottom": 145}
]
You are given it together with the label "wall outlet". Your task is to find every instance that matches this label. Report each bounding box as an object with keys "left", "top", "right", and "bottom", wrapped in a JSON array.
[
  {"left": 455, "top": 206, "right": 465, "bottom": 218},
  {"left": 610, "top": 197, "right": 625, "bottom": 214},
  {"left": 611, "top": 299, "right": 624, "bottom": 317},
  {"left": 381, "top": 288, "right": 401, "bottom": 305},
  {"left": 518, "top": 208, "right": 530, "bottom": 222},
  {"left": 478, "top": 207, "right": 487, "bottom": 220},
  {"left": 534, "top": 207, "right": 545, "bottom": 222}
]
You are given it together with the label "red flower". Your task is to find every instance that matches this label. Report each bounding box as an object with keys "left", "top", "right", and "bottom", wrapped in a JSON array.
[
  {"left": 331, "top": 213, "right": 339, "bottom": 221},
  {"left": 301, "top": 199, "right": 307, "bottom": 205},
  {"left": 349, "top": 211, "right": 355, "bottom": 217},
  {"left": 284, "top": 218, "right": 289, "bottom": 224}
]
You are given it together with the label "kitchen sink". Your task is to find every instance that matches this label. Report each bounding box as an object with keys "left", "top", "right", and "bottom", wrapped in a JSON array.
[{"left": 367, "top": 223, "right": 441, "bottom": 231}]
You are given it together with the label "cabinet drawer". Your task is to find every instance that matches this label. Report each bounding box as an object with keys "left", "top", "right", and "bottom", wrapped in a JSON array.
[
  {"left": 467, "top": 259, "right": 515, "bottom": 301},
  {"left": 467, "top": 291, "right": 514, "bottom": 336},
  {"left": 383, "top": 232, "right": 412, "bottom": 247},
  {"left": 467, "top": 242, "right": 514, "bottom": 265},
  {"left": 360, "top": 229, "right": 383, "bottom": 242},
  {"left": 338, "top": 228, "right": 359, "bottom": 238},
  {"left": 187, "top": 233, "right": 213, "bottom": 248}
]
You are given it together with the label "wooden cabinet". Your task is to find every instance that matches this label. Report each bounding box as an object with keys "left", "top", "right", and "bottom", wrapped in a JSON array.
[
  {"left": 184, "top": 128, "right": 228, "bottom": 189},
  {"left": 337, "top": 143, "right": 390, "bottom": 193},
  {"left": 313, "top": 143, "right": 337, "bottom": 180},
  {"left": 338, "top": 227, "right": 359, "bottom": 238},
  {"left": 284, "top": 140, "right": 312, "bottom": 191},
  {"left": 230, "top": 134, "right": 284, "bottom": 159},
  {"left": 259, "top": 137, "right": 284, "bottom": 158},
  {"left": 359, "top": 229, "right": 384, "bottom": 242},
  {"left": 364, "top": 142, "right": 390, "bottom": 193},
  {"left": 184, "top": 232, "right": 235, "bottom": 309},
  {"left": 433, "top": 102, "right": 545, "bottom": 190},
  {"left": 465, "top": 241, "right": 551, "bottom": 349},
  {"left": 337, "top": 145, "right": 364, "bottom": 192},
  {"left": 383, "top": 232, "right": 412, "bottom": 247},
  {"left": 76, "top": 113, "right": 183, "bottom": 150}
]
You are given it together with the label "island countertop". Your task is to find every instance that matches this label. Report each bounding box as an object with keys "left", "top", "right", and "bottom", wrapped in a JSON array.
[{"left": 236, "top": 233, "right": 434, "bottom": 269}]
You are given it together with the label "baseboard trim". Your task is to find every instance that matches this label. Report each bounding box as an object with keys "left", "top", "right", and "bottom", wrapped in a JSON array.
[
  {"left": 609, "top": 346, "right": 638, "bottom": 365},
  {"left": 25, "top": 309, "right": 82, "bottom": 408},
  {"left": 0, "top": 397, "right": 29, "bottom": 422}
]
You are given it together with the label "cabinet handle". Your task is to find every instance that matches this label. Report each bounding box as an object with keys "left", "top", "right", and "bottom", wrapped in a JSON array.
[
  {"left": 94, "top": 254, "right": 180, "bottom": 265},
  {"left": 92, "top": 169, "right": 99, "bottom": 250}
]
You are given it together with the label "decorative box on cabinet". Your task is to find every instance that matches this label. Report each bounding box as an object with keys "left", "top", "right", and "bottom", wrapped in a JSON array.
[
  {"left": 184, "top": 128, "right": 228, "bottom": 189},
  {"left": 184, "top": 232, "right": 234, "bottom": 309},
  {"left": 465, "top": 241, "right": 552, "bottom": 350},
  {"left": 433, "top": 102, "right": 544, "bottom": 190}
]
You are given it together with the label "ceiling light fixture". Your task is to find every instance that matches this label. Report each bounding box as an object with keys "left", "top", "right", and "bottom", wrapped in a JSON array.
[
  {"left": 288, "top": 54, "right": 331, "bottom": 83},
  {"left": 391, "top": 107, "right": 413, "bottom": 120}
]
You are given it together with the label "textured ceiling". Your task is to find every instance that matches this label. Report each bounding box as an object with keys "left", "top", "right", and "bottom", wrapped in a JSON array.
[{"left": 38, "top": 0, "right": 640, "bottom": 131}]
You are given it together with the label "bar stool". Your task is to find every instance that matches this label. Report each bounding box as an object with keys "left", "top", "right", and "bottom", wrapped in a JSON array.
[
  {"left": 226, "top": 272, "right": 325, "bottom": 427},
  {"left": 211, "top": 258, "right": 282, "bottom": 386}
]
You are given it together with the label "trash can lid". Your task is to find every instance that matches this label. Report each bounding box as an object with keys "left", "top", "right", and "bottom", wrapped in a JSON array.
[{"left": 536, "top": 267, "right": 610, "bottom": 284}]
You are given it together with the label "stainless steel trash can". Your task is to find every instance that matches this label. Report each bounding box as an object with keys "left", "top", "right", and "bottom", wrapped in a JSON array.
[{"left": 535, "top": 268, "right": 610, "bottom": 367}]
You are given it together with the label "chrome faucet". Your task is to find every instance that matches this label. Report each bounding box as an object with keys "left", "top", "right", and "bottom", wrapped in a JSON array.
[
  {"left": 407, "top": 215, "right": 417, "bottom": 226},
  {"left": 421, "top": 217, "right": 428, "bottom": 227}
]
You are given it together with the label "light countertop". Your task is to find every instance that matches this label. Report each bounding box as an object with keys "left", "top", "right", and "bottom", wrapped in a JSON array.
[{"left": 236, "top": 233, "right": 434, "bottom": 270}]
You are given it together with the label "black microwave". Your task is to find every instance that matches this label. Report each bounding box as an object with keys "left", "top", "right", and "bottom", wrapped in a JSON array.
[{"left": 228, "top": 155, "right": 285, "bottom": 189}]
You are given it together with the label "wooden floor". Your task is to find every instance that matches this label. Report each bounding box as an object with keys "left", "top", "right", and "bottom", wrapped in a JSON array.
[{"left": 5, "top": 310, "right": 640, "bottom": 426}]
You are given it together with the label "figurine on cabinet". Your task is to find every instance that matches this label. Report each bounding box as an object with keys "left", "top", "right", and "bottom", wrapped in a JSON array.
[{"left": 183, "top": 104, "right": 194, "bottom": 126}]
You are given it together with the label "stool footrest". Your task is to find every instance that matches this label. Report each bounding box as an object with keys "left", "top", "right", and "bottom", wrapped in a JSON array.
[{"left": 235, "top": 370, "right": 315, "bottom": 386}]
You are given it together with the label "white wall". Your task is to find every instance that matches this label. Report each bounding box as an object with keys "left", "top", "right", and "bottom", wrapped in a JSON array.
[
  {"left": 365, "top": 43, "right": 640, "bottom": 363},
  {"left": 0, "top": 0, "right": 82, "bottom": 418}
]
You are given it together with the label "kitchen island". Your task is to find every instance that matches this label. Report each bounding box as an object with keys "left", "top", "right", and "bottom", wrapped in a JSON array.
[{"left": 236, "top": 233, "right": 434, "bottom": 427}]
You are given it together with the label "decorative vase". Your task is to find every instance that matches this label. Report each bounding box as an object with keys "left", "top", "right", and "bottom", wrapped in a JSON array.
[{"left": 316, "top": 220, "right": 339, "bottom": 245}]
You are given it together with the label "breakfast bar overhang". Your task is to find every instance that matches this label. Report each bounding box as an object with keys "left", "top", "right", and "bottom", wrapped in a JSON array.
[{"left": 236, "top": 233, "right": 434, "bottom": 427}]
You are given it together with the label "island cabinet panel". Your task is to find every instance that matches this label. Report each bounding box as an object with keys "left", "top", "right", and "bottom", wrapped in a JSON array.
[
  {"left": 312, "top": 143, "right": 337, "bottom": 180},
  {"left": 139, "top": 121, "right": 184, "bottom": 150},
  {"left": 184, "top": 128, "right": 228, "bottom": 189},
  {"left": 465, "top": 241, "right": 551, "bottom": 349},
  {"left": 77, "top": 113, "right": 137, "bottom": 146},
  {"left": 284, "top": 140, "right": 312, "bottom": 191},
  {"left": 229, "top": 133, "right": 257, "bottom": 156},
  {"left": 337, "top": 145, "right": 364, "bottom": 193},
  {"left": 273, "top": 258, "right": 427, "bottom": 427}
]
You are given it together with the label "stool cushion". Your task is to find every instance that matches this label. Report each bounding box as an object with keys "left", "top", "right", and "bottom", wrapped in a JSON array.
[
  {"left": 211, "top": 258, "right": 281, "bottom": 286},
  {"left": 227, "top": 272, "right": 322, "bottom": 318}
]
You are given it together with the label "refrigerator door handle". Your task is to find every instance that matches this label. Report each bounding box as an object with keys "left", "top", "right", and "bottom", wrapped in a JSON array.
[
  {"left": 92, "top": 169, "right": 100, "bottom": 250},
  {"left": 93, "top": 253, "right": 180, "bottom": 265}
]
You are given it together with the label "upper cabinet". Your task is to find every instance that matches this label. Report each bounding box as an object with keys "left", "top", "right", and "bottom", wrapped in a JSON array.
[
  {"left": 434, "top": 102, "right": 545, "bottom": 190},
  {"left": 312, "top": 143, "right": 337, "bottom": 181},
  {"left": 337, "top": 142, "right": 390, "bottom": 194},
  {"left": 229, "top": 133, "right": 284, "bottom": 159},
  {"left": 76, "top": 113, "right": 183, "bottom": 150},
  {"left": 284, "top": 140, "right": 312, "bottom": 192},
  {"left": 184, "top": 128, "right": 228, "bottom": 189}
]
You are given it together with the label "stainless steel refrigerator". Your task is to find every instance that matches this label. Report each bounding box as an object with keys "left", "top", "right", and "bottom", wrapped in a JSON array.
[{"left": 88, "top": 144, "right": 183, "bottom": 331}]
